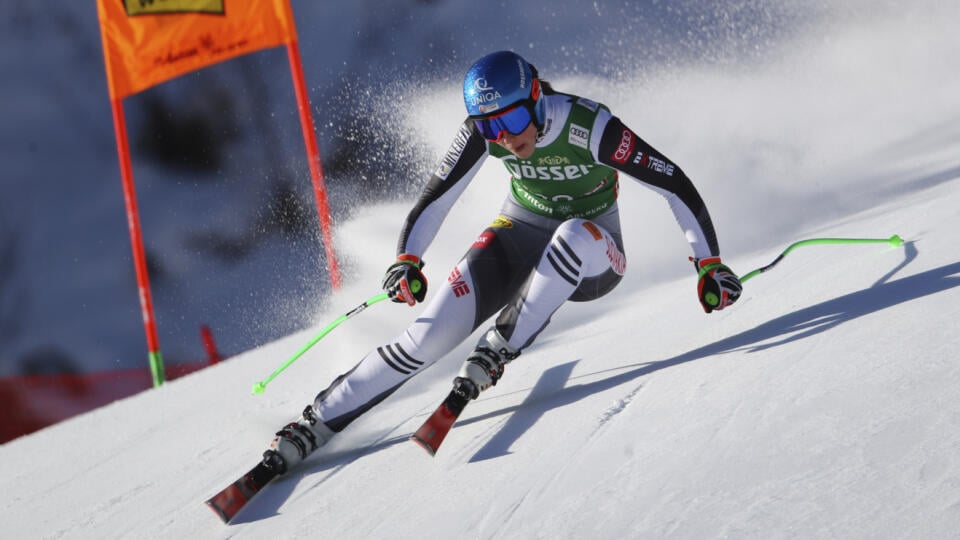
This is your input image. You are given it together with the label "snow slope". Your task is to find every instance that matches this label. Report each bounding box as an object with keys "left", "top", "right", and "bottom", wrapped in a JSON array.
[
  {"left": 4, "top": 169, "right": 959, "bottom": 539},
  {"left": 3, "top": 1, "right": 960, "bottom": 538}
]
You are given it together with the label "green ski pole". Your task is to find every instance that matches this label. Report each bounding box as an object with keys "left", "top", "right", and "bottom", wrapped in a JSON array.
[
  {"left": 698, "top": 234, "right": 904, "bottom": 309},
  {"left": 252, "top": 291, "right": 393, "bottom": 395},
  {"left": 739, "top": 234, "right": 904, "bottom": 283}
]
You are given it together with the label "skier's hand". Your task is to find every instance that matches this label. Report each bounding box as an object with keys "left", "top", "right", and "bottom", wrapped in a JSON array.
[
  {"left": 382, "top": 254, "right": 427, "bottom": 306},
  {"left": 694, "top": 257, "right": 742, "bottom": 313}
]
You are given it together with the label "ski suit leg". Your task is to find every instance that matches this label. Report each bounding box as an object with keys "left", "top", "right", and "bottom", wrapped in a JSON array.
[
  {"left": 495, "top": 211, "right": 626, "bottom": 350},
  {"left": 314, "top": 271, "right": 477, "bottom": 431},
  {"left": 314, "top": 215, "right": 549, "bottom": 432}
]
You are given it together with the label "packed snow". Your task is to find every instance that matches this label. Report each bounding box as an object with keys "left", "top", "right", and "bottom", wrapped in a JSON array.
[{"left": 3, "top": 1, "right": 960, "bottom": 538}]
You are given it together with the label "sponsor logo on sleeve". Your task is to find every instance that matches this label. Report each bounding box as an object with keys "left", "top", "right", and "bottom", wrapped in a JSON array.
[
  {"left": 612, "top": 128, "right": 635, "bottom": 164},
  {"left": 630, "top": 149, "right": 675, "bottom": 176},
  {"left": 434, "top": 125, "right": 471, "bottom": 180}
]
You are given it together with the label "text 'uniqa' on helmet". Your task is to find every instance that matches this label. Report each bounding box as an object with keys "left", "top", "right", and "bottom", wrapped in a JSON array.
[{"left": 463, "top": 51, "right": 540, "bottom": 118}]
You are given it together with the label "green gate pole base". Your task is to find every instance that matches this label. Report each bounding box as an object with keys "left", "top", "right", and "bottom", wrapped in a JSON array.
[{"left": 149, "top": 351, "right": 165, "bottom": 387}]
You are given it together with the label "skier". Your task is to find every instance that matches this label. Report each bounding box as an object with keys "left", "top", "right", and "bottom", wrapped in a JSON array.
[{"left": 263, "top": 50, "right": 742, "bottom": 473}]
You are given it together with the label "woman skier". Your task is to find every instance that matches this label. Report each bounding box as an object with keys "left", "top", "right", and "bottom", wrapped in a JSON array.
[{"left": 262, "top": 50, "right": 742, "bottom": 474}]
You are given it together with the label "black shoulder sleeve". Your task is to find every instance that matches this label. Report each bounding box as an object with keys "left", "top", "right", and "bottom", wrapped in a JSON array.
[
  {"left": 396, "top": 120, "right": 489, "bottom": 256},
  {"left": 596, "top": 116, "right": 720, "bottom": 257}
]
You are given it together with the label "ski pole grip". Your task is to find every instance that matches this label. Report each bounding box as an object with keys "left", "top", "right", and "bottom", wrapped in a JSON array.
[{"left": 696, "top": 261, "right": 724, "bottom": 281}]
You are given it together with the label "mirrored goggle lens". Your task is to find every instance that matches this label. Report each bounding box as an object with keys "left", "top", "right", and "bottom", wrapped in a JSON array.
[{"left": 474, "top": 105, "right": 533, "bottom": 141}]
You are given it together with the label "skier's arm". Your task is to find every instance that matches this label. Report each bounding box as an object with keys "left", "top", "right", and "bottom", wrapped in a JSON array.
[
  {"left": 592, "top": 112, "right": 741, "bottom": 312},
  {"left": 396, "top": 120, "right": 489, "bottom": 258},
  {"left": 592, "top": 112, "right": 719, "bottom": 260}
]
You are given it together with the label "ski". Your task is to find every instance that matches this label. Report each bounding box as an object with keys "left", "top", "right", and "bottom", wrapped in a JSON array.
[
  {"left": 411, "top": 381, "right": 473, "bottom": 455},
  {"left": 205, "top": 461, "right": 278, "bottom": 524}
]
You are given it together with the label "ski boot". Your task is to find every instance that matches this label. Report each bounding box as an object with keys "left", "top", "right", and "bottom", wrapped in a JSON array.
[
  {"left": 262, "top": 405, "right": 334, "bottom": 475},
  {"left": 455, "top": 328, "right": 520, "bottom": 400}
]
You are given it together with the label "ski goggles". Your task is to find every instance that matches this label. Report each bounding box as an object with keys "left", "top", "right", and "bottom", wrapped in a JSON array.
[
  {"left": 472, "top": 78, "right": 542, "bottom": 142},
  {"left": 473, "top": 103, "right": 535, "bottom": 142}
]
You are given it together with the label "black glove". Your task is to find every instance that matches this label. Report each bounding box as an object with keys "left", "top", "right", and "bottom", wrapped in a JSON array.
[
  {"left": 382, "top": 254, "right": 427, "bottom": 306},
  {"left": 694, "top": 257, "right": 742, "bottom": 313}
]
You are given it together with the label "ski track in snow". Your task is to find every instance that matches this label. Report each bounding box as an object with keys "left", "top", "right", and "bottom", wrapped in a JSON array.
[{"left": 595, "top": 383, "right": 644, "bottom": 432}]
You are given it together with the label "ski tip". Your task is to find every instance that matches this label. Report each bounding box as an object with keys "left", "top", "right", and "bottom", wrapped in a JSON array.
[
  {"left": 409, "top": 434, "right": 438, "bottom": 457},
  {"left": 205, "top": 498, "right": 234, "bottom": 524},
  {"left": 205, "top": 461, "right": 279, "bottom": 525}
]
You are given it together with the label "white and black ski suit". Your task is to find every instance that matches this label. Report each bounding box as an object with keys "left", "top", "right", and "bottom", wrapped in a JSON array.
[{"left": 314, "top": 91, "right": 720, "bottom": 431}]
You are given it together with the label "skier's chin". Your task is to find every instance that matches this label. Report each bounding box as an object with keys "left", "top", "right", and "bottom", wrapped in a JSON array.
[{"left": 509, "top": 143, "right": 535, "bottom": 159}]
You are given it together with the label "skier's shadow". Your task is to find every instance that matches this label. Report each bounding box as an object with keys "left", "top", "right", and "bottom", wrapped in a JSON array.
[
  {"left": 467, "top": 246, "right": 960, "bottom": 462},
  {"left": 228, "top": 431, "right": 411, "bottom": 524}
]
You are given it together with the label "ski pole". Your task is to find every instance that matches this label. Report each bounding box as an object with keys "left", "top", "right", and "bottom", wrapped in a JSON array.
[
  {"left": 252, "top": 292, "right": 391, "bottom": 395},
  {"left": 739, "top": 234, "right": 904, "bottom": 283}
]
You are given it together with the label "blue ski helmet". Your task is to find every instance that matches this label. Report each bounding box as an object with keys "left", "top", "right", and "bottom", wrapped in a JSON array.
[{"left": 463, "top": 51, "right": 545, "bottom": 125}]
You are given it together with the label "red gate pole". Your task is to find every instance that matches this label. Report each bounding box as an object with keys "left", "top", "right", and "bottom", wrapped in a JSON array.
[
  {"left": 200, "top": 325, "right": 222, "bottom": 365},
  {"left": 108, "top": 97, "right": 165, "bottom": 387},
  {"left": 286, "top": 40, "right": 342, "bottom": 289}
]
